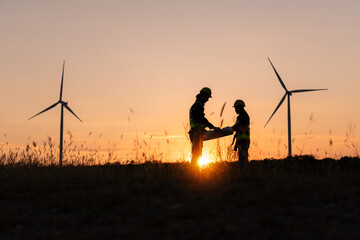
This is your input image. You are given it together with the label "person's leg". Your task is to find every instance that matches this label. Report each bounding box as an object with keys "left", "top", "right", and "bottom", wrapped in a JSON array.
[
  {"left": 191, "top": 140, "right": 200, "bottom": 165},
  {"left": 238, "top": 141, "right": 249, "bottom": 168},
  {"left": 237, "top": 147, "right": 244, "bottom": 168},
  {"left": 191, "top": 129, "right": 203, "bottom": 165}
]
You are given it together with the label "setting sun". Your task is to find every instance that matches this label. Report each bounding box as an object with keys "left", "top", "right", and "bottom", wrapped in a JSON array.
[
  {"left": 198, "top": 155, "right": 211, "bottom": 167},
  {"left": 1, "top": 0, "right": 359, "bottom": 161},
  {"left": 1, "top": 1, "right": 359, "bottom": 239}
]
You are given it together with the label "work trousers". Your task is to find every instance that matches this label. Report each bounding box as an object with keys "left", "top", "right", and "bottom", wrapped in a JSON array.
[
  {"left": 189, "top": 128, "right": 204, "bottom": 165},
  {"left": 237, "top": 140, "right": 250, "bottom": 168}
]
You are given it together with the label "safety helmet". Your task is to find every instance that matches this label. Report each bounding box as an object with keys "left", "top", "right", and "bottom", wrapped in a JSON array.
[
  {"left": 200, "top": 87, "right": 212, "bottom": 98},
  {"left": 233, "top": 99, "right": 245, "bottom": 107}
]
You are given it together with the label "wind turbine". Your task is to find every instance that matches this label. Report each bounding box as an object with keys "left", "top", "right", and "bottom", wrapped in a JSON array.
[
  {"left": 28, "top": 61, "right": 82, "bottom": 166},
  {"left": 264, "top": 58, "right": 327, "bottom": 157}
]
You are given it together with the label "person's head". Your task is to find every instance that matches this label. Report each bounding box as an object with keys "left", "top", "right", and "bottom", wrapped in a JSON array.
[
  {"left": 233, "top": 99, "right": 245, "bottom": 114},
  {"left": 197, "top": 87, "right": 212, "bottom": 103}
]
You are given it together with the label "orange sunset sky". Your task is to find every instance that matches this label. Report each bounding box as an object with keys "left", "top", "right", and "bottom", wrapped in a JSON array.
[{"left": 1, "top": 0, "right": 359, "bottom": 161}]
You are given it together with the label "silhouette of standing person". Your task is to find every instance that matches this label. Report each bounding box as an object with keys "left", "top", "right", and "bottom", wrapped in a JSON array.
[
  {"left": 231, "top": 99, "right": 250, "bottom": 168},
  {"left": 189, "top": 87, "right": 219, "bottom": 166}
]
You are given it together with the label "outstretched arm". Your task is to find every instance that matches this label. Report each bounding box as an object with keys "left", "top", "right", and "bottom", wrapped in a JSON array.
[{"left": 192, "top": 104, "right": 216, "bottom": 129}]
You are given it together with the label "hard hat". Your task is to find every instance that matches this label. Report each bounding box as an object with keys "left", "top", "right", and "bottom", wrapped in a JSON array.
[
  {"left": 200, "top": 87, "right": 212, "bottom": 98},
  {"left": 233, "top": 99, "right": 245, "bottom": 107}
]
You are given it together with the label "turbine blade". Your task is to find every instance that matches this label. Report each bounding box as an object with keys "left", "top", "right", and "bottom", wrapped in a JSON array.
[
  {"left": 290, "top": 88, "right": 328, "bottom": 93},
  {"left": 59, "top": 61, "right": 65, "bottom": 101},
  {"left": 64, "top": 104, "right": 83, "bottom": 123},
  {"left": 264, "top": 93, "right": 287, "bottom": 128},
  {"left": 27, "top": 102, "right": 59, "bottom": 121},
  {"left": 268, "top": 57, "right": 288, "bottom": 92}
]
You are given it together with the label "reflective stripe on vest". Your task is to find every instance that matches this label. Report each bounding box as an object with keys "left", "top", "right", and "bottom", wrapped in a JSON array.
[
  {"left": 190, "top": 101, "right": 207, "bottom": 129},
  {"left": 236, "top": 132, "right": 250, "bottom": 140},
  {"left": 236, "top": 127, "right": 250, "bottom": 141}
]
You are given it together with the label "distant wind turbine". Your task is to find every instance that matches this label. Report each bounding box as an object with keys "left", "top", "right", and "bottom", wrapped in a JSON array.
[
  {"left": 264, "top": 58, "right": 327, "bottom": 157},
  {"left": 28, "top": 61, "right": 82, "bottom": 166}
]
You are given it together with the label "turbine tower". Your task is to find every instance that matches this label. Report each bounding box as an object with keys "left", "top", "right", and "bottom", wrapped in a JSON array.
[
  {"left": 264, "top": 58, "right": 327, "bottom": 157},
  {"left": 28, "top": 61, "right": 82, "bottom": 166}
]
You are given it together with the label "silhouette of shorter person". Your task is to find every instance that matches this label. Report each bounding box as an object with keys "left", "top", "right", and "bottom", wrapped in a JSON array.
[
  {"left": 189, "top": 87, "right": 219, "bottom": 165},
  {"left": 231, "top": 99, "right": 250, "bottom": 168}
]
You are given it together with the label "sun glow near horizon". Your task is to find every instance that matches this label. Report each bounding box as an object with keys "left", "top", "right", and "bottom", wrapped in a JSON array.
[
  {"left": 198, "top": 154, "right": 212, "bottom": 167},
  {"left": 1, "top": 1, "right": 359, "bottom": 163}
]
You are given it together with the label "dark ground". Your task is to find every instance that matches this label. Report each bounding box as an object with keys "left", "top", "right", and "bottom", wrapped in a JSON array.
[{"left": 1, "top": 156, "right": 360, "bottom": 239}]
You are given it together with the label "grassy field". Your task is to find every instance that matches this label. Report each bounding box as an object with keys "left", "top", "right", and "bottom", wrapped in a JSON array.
[{"left": 1, "top": 156, "right": 360, "bottom": 239}]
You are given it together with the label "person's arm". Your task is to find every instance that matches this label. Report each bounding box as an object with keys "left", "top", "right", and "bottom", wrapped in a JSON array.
[
  {"left": 238, "top": 113, "right": 250, "bottom": 134},
  {"left": 231, "top": 122, "right": 239, "bottom": 131},
  {"left": 192, "top": 104, "right": 215, "bottom": 129},
  {"left": 232, "top": 114, "right": 249, "bottom": 133}
]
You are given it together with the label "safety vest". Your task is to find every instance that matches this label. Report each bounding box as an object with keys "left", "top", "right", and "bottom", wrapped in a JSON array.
[
  {"left": 235, "top": 129, "right": 250, "bottom": 141},
  {"left": 190, "top": 101, "right": 207, "bottom": 129},
  {"left": 235, "top": 117, "right": 250, "bottom": 141}
]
